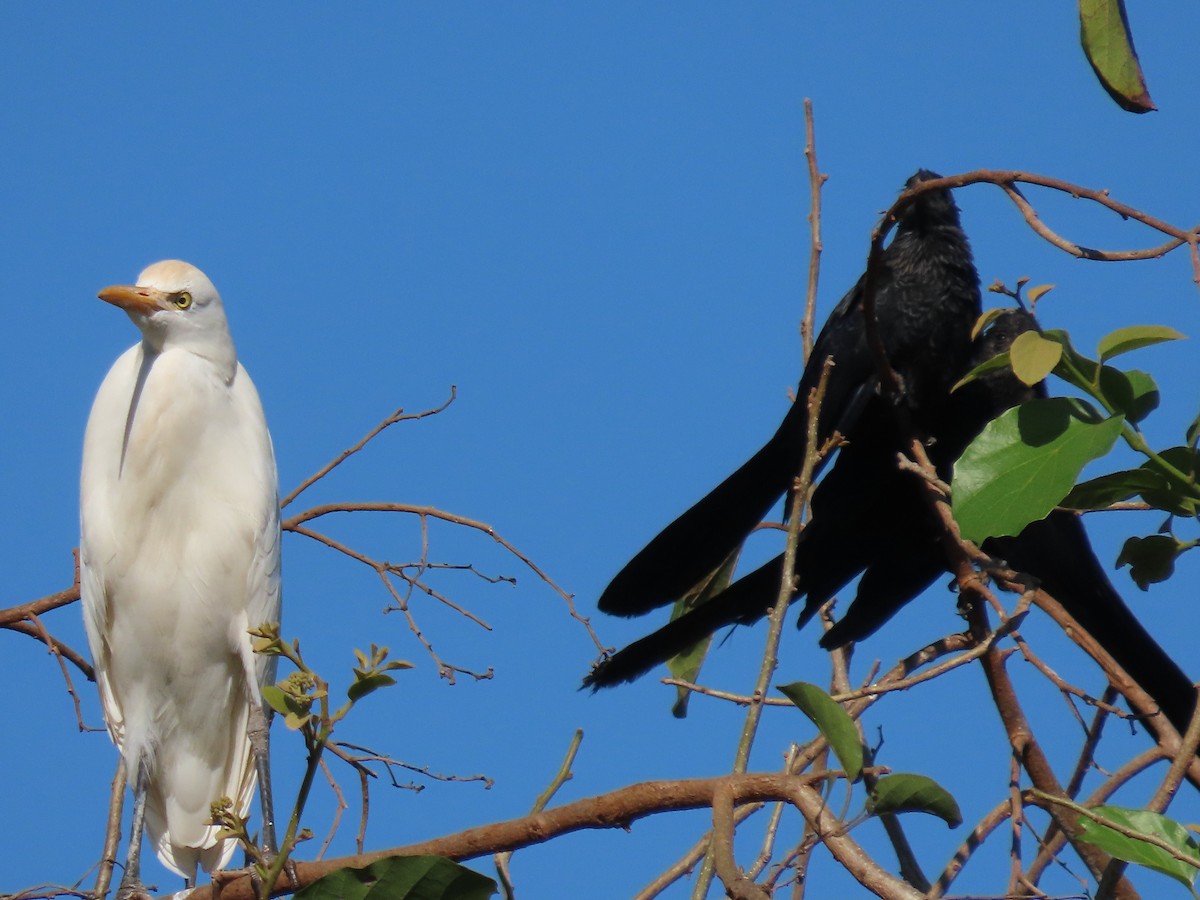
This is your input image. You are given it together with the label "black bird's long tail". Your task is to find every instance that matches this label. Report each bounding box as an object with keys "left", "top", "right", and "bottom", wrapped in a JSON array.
[
  {"left": 988, "top": 516, "right": 1197, "bottom": 738},
  {"left": 596, "top": 402, "right": 801, "bottom": 618}
]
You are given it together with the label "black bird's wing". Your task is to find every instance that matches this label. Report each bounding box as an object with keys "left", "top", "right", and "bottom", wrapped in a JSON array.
[{"left": 596, "top": 169, "right": 981, "bottom": 619}]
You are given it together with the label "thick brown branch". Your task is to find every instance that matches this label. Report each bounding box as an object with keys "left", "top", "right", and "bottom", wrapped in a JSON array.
[{"left": 196, "top": 773, "right": 865, "bottom": 900}]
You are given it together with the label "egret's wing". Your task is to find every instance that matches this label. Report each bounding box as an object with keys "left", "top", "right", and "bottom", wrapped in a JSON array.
[
  {"left": 233, "top": 363, "right": 283, "bottom": 696},
  {"left": 224, "top": 364, "right": 282, "bottom": 838},
  {"left": 79, "top": 545, "right": 124, "bottom": 745},
  {"left": 79, "top": 345, "right": 144, "bottom": 750}
]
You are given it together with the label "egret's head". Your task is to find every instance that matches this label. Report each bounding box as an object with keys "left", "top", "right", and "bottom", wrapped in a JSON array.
[{"left": 98, "top": 261, "right": 237, "bottom": 374}]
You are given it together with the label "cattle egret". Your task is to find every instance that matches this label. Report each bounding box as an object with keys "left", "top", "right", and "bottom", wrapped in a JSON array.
[{"left": 80, "top": 261, "right": 282, "bottom": 896}]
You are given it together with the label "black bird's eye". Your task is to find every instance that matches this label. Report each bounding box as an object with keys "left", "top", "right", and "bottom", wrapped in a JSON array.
[{"left": 174, "top": 291, "right": 193, "bottom": 310}]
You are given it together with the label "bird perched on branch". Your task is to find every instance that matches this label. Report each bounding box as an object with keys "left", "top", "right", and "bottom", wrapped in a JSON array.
[
  {"left": 80, "top": 261, "right": 281, "bottom": 896},
  {"left": 593, "top": 169, "right": 981, "bottom": 622},
  {"left": 586, "top": 307, "right": 1197, "bottom": 751}
]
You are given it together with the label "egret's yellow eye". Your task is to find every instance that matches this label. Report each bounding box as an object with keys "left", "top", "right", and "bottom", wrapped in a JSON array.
[{"left": 174, "top": 291, "right": 193, "bottom": 310}]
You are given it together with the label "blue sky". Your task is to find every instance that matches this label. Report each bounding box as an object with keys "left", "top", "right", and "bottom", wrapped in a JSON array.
[{"left": 4, "top": 4, "right": 1200, "bottom": 898}]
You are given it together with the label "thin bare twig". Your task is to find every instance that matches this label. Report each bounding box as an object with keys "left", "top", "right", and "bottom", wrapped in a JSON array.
[
  {"left": 314, "top": 755, "right": 349, "bottom": 860},
  {"left": 285, "top": 502, "right": 604, "bottom": 653},
  {"left": 495, "top": 730, "right": 583, "bottom": 896},
  {"left": 800, "top": 98, "right": 825, "bottom": 362},
  {"left": 3, "top": 620, "right": 94, "bottom": 684},
  {"left": 280, "top": 388, "right": 458, "bottom": 509}
]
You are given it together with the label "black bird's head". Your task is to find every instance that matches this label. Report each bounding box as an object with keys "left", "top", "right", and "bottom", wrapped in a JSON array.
[
  {"left": 897, "top": 168, "right": 962, "bottom": 232},
  {"left": 959, "top": 309, "right": 1045, "bottom": 417}
]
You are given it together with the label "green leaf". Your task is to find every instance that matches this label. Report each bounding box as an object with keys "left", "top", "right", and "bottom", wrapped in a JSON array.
[
  {"left": 1026, "top": 283, "right": 1055, "bottom": 305},
  {"left": 667, "top": 549, "right": 740, "bottom": 718},
  {"left": 1061, "top": 469, "right": 1166, "bottom": 510},
  {"left": 970, "top": 307, "right": 1008, "bottom": 340},
  {"left": 261, "top": 684, "right": 291, "bottom": 719},
  {"left": 283, "top": 711, "right": 311, "bottom": 730},
  {"left": 1076, "top": 806, "right": 1200, "bottom": 889},
  {"left": 1078, "top": 0, "right": 1155, "bottom": 113},
  {"left": 263, "top": 683, "right": 314, "bottom": 730},
  {"left": 951, "top": 350, "right": 1012, "bottom": 393},
  {"left": 294, "top": 855, "right": 497, "bottom": 900},
  {"left": 347, "top": 672, "right": 398, "bottom": 702},
  {"left": 866, "top": 774, "right": 962, "bottom": 828},
  {"left": 1139, "top": 447, "right": 1200, "bottom": 516},
  {"left": 1117, "top": 535, "right": 1184, "bottom": 590},
  {"left": 778, "top": 682, "right": 863, "bottom": 782},
  {"left": 1008, "top": 330, "right": 1062, "bottom": 386},
  {"left": 1112, "top": 369, "right": 1160, "bottom": 424},
  {"left": 1098, "top": 324, "right": 1185, "bottom": 361},
  {"left": 1187, "top": 410, "right": 1200, "bottom": 449},
  {"left": 953, "top": 398, "right": 1125, "bottom": 542}
]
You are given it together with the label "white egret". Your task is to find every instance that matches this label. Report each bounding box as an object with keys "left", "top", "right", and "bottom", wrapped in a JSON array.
[{"left": 80, "top": 261, "right": 282, "bottom": 896}]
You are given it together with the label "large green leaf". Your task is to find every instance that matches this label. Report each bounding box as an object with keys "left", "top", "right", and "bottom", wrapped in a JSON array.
[
  {"left": 953, "top": 398, "right": 1124, "bottom": 542},
  {"left": 294, "top": 856, "right": 497, "bottom": 900},
  {"left": 1078, "top": 0, "right": 1155, "bottom": 113},
  {"left": 1076, "top": 806, "right": 1200, "bottom": 889},
  {"left": 778, "top": 682, "right": 863, "bottom": 782},
  {"left": 866, "top": 774, "right": 962, "bottom": 828}
]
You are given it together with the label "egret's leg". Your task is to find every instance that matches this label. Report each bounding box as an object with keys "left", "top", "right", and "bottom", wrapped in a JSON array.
[
  {"left": 115, "top": 757, "right": 151, "bottom": 900},
  {"left": 248, "top": 702, "right": 278, "bottom": 855}
]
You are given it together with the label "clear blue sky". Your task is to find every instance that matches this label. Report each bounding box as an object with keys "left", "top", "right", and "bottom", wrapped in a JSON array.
[{"left": 4, "top": 5, "right": 1200, "bottom": 898}]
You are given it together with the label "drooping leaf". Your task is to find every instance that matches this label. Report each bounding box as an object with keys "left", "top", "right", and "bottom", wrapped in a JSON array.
[
  {"left": 953, "top": 398, "right": 1124, "bottom": 542},
  {"left": 1097, "top": 324, "right": 1185, "bottom": 361},
  {"left": 1008, "top": 330, "right": 1062, "bottom": 386},
  {"left": 1117, "top": 534, "right": 1185, "bottom": 590},
  {"left": 1076, "top": 806, "right": 1200, "bottom": 889},
  {"left": 1078, "top": 0, "right": 1156, "bottom": 113},
  {"left": 778, "top": 682, "right": 863, "bottom": 782},
  {"left": 667, "top": 549, "right": 740, "bottom": 718},
  {"left": 866, "top": 774, "right": 962, "bottom": 828},
  {"left": 1061, "top": 468, "right": 1166, "bottom": 510},
  {"left": 294, "top": 855, "right": 497, "bottom": 900}
]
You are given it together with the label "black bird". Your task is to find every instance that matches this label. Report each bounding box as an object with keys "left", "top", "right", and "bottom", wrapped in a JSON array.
[
  {"left": 587, "top": 312, "right": 1197, "bottom": 748},
  {"left": 597, "top": 170, "right": 982, "bottom": 621},
  {"left": 584, "top": 312, "right": 1026, "bottom": 689}
]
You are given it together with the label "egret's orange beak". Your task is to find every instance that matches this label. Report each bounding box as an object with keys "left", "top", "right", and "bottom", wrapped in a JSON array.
[{"left": 98, "top": 285, "right": 169, "bottom": 315}]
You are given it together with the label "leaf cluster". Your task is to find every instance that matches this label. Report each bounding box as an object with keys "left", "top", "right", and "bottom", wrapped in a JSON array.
[{"left": 953, "top": 313, "right": 1194, "bottom": 589}]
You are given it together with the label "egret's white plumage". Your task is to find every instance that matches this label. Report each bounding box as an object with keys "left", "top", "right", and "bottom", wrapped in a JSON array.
[{"left": 80, "top": 261, "right": 281, "bottom": 887}]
